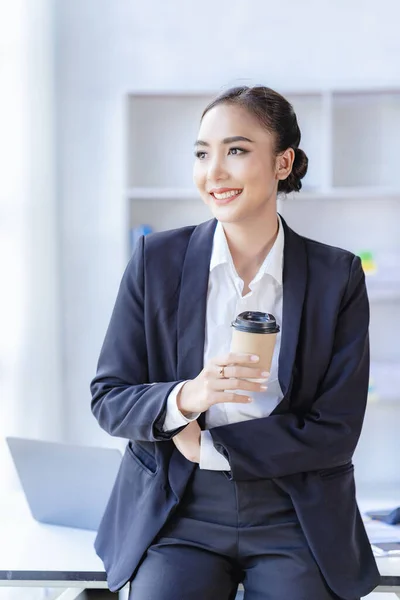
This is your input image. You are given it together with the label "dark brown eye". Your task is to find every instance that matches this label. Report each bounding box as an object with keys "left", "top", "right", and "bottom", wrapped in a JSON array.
[{"left": 228, "top": 147, "right": 246, "bottom": 155}]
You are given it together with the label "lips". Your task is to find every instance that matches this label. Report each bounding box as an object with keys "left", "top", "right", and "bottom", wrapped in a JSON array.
[{"left": 209, "top": 189, "right": 243, "bottom": 203}]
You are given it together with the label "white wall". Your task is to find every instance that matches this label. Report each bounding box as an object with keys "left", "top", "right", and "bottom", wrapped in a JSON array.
[
  {"left": 54, "top": 0, "right": 400, "bottom": 447},
  {"left": 0, "top": 0, "right": 62, "bottom": 486}
]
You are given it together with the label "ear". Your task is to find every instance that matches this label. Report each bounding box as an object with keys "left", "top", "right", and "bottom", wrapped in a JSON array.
[{"left": 275, "top": 148, "right": 295, "bottom": 181}]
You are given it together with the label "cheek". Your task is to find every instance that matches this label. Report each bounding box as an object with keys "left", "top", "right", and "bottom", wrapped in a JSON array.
[
  {"left": 241, "top": 163, "right": 265, "bottom": 189},
  {"left": 193, "top": 162, "right": 205, "bottom": 188},
  {"left": 236, "top": 155, "right": 267, "bottom": 184},
  {"left": 246, "top": 158, "right": 274, "bottom": 188}
]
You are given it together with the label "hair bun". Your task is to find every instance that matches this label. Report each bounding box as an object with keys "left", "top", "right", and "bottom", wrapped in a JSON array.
[
  {"left": 293, "top": 148, "right": 308, "bottom": 179},
  {"left": 278, "top": 147, "right": 309, "bottom": 194}
]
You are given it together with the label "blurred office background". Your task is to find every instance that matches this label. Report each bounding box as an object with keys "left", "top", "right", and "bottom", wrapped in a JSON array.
[{"left": 1, "top": 0, "right": 400, "bottom": 501}]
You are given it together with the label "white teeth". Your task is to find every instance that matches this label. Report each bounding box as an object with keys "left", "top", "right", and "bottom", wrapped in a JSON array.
[{"left": 213, "top": 189, "right": 242, "bottom": 200}]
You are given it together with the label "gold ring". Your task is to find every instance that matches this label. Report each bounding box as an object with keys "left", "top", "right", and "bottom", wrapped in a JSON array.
[{"left": 219, "top": 366, "right": 225, "bottom": 378}]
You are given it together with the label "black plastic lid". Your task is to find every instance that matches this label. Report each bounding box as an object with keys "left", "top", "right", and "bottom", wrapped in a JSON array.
[{"left": 231, "top": 311, "right": 280, "bottom": 334}]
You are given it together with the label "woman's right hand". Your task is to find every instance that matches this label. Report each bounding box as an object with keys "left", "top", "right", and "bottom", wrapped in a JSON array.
[{"left": 177, "top": 352, "right": 270, "bottom": 416}]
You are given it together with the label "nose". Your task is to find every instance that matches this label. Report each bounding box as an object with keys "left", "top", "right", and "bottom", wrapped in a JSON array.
[{"left": 207, "top": 156, "right": 228, "bottom": 182}]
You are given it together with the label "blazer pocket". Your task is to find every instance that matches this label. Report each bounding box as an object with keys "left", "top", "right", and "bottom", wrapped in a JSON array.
[
  {"left": 127, "top": 441, "right": 158, "bottom": 476},
  {"left": 318, "top": 462, "right": 354, "bottom": 480}
]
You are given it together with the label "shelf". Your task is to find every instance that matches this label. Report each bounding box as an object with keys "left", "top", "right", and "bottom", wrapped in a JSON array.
[
  {"left": 367, "top": 283, "right": 400, "bottom": 303},
  {"left": 127, "top": 95, "right": 213, "bottom": 188},
  {"left": 127, "top": 186, "right": 400, "bottom": 201},
  {"left": 289, "top": 187, "right": 400, "bottom": 200},
  {"left": 369, "top": 362, "right": 400, "bottom": 404},
  {"left": 127, "top": 187, "right": 197, "bottom": 200},
  {"left": 332, "top": 92, "right": 400, "bottom": 188},
  {"left": 365, "top": 253, "right": 400, "bottom": 302}
]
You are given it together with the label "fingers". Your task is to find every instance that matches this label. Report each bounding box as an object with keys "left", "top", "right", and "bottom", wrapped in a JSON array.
[
  {"left": 210, "top": 353, "right": 267, "bottom": 380},
  {"left": 203, "top": 353, "right": 270, "bottom": 409},
  {"left": 221, "top": 365, "right": 270, "bottom": 381},
  {"left": 212, "top": 352, "right": 260, "bottom": 367},
  {"left": 211, "top": 391, "right": 254, "bottom": 405},
  {"left": 213, "top": 376, "right": 268, "bottom": 393}
]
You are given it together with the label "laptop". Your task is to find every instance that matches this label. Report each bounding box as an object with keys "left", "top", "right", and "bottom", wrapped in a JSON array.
[{"left": 6, "top": 436, "right": 123, "bottom": 531}]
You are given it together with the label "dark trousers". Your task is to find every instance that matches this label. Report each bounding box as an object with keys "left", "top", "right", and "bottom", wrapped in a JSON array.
[{"left": 129, "top": 466, "right": 356, "bottom": 600}]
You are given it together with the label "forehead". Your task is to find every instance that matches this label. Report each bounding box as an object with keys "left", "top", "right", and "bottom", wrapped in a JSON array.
[{"left": 198, "top": 103, "right": 271, "bottom": 142}]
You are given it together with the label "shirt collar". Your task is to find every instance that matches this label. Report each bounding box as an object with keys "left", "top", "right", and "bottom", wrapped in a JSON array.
[{"left": 210, "top": 214, "right": 284, "bottom": 286}]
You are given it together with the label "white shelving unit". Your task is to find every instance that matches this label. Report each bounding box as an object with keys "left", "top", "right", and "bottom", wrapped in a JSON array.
[{"left": 125, "top": 89, "right": 400, "bottom": 486}]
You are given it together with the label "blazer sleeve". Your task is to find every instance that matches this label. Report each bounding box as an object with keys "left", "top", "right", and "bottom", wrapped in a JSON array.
[
  {"left": 90, "top": 236, "right": 187, "bottom": 442},
  {"left": 210, "top": 255, "right": 370, "bottom": 480}
]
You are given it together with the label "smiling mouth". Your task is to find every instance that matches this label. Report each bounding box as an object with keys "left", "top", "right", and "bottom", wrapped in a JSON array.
[{"left": 211, "top": 189, "right": 243, "bottom": 200}]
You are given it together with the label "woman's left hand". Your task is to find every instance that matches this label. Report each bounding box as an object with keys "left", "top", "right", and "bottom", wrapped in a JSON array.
[{"left": 172, "top": 420, "right": 201, "bottom": 463}]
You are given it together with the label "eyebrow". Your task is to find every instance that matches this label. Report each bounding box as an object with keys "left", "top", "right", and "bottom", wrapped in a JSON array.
[{"left": 194, "top": 136, "right": 254, "bottom": 147}]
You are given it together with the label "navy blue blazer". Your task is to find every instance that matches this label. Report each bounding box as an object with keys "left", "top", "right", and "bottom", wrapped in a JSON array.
[{"left": 90, "top": 216, "right": 380, "bottom": 599}]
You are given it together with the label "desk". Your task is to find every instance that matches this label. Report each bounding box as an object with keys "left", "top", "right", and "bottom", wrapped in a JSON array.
[
  {"left": 0, "top": 490, "right": 127, "bottom": 599},
  {"left": 0, "top": 491, "right": 399, "bottom": 599}
]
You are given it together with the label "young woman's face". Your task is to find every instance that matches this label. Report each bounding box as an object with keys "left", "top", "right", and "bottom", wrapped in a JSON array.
[{"left": 193, "top": 103, "right": 281, "bottom": 224}]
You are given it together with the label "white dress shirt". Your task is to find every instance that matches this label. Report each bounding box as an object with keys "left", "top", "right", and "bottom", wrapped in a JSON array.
[{"left": 162, "top": 215, "right": 284, "bottom": 471}]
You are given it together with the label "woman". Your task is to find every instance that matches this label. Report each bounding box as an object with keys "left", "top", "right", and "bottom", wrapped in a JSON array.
[{"left": 90, "top": 86, "right": 380, "bottom": 600}]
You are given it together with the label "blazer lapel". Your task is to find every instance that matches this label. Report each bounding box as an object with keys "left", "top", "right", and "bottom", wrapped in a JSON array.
[
  {"left": 177, "top": 218, "right": 216, "bottom": 380},
  {"left": 274, "top": 216, "right": 307, "bottom": 407},
  {"left": 177, "top": 219, "right": 217, "bottom": 430}
]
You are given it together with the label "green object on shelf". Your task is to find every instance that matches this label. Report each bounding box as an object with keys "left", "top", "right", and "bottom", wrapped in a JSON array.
[{"left": 357, "top": 250, "right": 377, "bottom": 275}]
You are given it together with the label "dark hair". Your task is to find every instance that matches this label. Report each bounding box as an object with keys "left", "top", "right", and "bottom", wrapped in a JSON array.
[{"left": 201, "top": 86, "right": 308, "bottom": 194}]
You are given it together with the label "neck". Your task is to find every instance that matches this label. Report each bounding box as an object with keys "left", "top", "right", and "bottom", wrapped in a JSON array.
[{"left": 221, "top": 209, "right": 279, "bottom": 279}]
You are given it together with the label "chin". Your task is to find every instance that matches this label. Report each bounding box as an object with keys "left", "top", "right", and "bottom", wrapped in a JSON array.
[
  {"left": 210, "top": 206, "right": 245, "bottom": 225},
  {"left": 203, "top": 197, "right": 243, "bottom": 222}
]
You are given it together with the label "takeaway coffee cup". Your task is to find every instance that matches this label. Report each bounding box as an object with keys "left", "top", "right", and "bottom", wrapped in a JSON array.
[{"left": 230, "top": 311, "right": 280, "bottom": 381}]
